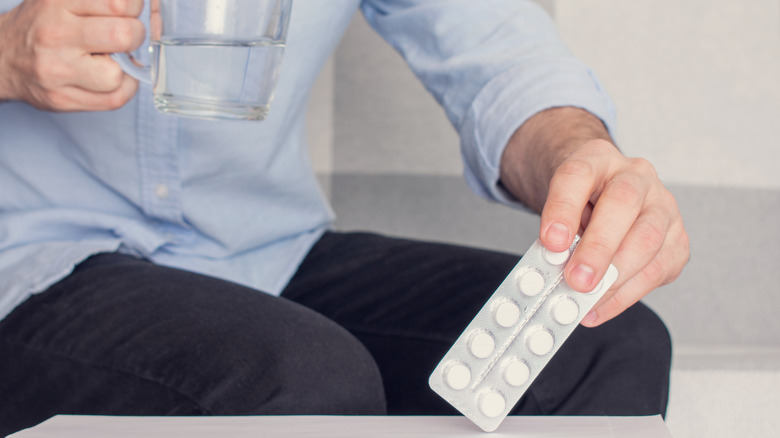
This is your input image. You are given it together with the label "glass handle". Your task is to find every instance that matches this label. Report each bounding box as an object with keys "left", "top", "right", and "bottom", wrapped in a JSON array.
[{"left": 111, "top": 53, "right": 152, "bottom": 85}]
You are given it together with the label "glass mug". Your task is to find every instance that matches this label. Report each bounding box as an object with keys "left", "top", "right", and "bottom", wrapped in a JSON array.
[{"left": 113, "top": 0, "right": 293, "bottom": 121}]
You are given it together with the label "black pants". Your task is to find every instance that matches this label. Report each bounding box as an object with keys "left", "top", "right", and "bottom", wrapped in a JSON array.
[{"left": 0, "top": 232, "right": 672, "bottom": 436}]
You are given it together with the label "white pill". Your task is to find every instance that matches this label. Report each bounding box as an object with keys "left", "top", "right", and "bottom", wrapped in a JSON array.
[
  {"left": 587, "top": 264, "right": 619, "bottom": 295},
  {"left": 517, "top": 269, "right": 545, "bottom": 297},
  {"left": 588, "top": 277, "right": 607, "bottom": 294},
  {"left": 503, "top": 360, "right": 531, "bottom": 387},
  {"left": 494, "top": 300, "right": 521, "bottom": 328},
  {"left": 527, "top": 329, "right": 555, "bottom": 356},
  {"left": 478, "top": 391, "right": 506, "bottom": 418},
  {"left": 552, "top": 297, "right": 580, "bottom": 325},
  {"left": 444, "top": 362, "right": 471, "bottom": 390},
  {"left": 468, "top": 331, "right": 496, "bottom": 359},
  {"left": 543, "top": 247, "right": 570, "bottom": 266}
]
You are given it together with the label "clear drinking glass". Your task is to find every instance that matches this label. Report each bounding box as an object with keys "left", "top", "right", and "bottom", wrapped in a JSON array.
[{"left": 113, "top": 0, "right": 293, "bottom": 121}]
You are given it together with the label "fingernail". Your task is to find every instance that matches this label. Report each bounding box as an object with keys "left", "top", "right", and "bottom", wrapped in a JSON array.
[
  {"left": 581, "top": 310, "right": 598, "bottom": 326},
  {"left": 570, "top": 264, "right": 595, "bottom": 289},
  {"left": 546, "top": 222, "right": 570, "bottom": 246}
]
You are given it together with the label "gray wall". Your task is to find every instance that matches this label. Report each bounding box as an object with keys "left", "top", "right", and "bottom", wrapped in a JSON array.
[{"left": 307, "top": 1, "right": 780, "bottom": 349}]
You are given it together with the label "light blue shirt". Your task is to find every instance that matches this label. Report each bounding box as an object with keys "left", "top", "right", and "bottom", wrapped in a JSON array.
[{"left": 0, "top": 0, "right": 615, "bottom": 321}]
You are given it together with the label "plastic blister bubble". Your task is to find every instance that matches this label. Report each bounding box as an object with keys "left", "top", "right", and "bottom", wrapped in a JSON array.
[{"left": 428, "top": 237, "right": 619, "bottom": 432}]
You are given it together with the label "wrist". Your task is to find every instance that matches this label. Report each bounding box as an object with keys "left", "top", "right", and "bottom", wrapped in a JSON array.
[{"left": 499, "top": 107, "right": 615, "bottom": 212}]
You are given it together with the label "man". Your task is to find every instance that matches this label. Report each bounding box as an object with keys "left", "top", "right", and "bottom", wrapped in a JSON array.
[{"left": 0, "top": 0, "right": 689, "bottom": 435}]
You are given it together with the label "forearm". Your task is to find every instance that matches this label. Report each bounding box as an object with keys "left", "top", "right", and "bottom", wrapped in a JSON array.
[
  {"left": 0, "top": 10, "right": 16, "bottom": 102},
  {"left": 499, "top": 107, "right": 615, "bottom": 213}
]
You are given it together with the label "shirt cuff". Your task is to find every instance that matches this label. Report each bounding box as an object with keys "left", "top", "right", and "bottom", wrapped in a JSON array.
[{"left": 458, "top": 57, "right": 617, "bottom": 211}]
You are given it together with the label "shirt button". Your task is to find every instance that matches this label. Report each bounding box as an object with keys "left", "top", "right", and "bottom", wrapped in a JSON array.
[{"left": 155, "top": 184, "right": 170, "bottom": 200}]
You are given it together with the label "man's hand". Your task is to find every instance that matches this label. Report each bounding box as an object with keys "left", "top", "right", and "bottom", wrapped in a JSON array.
[
  {"left": 0, "top": 0, "right": 145, "bottom": 111},
  {"left": 500, "top": 107, "right": 689, "bottom": 327}
]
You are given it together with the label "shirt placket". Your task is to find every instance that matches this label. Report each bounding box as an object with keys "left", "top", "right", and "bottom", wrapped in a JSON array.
[{"left": 136, "top": 83, "right": 186, "bottom": 234}]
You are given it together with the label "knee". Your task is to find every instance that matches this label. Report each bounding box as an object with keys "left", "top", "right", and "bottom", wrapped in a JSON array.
[
  {"left": 617, "top": 302, "right": 672, "bottom": 377},
  {"left": 528, "top": 302, "right": 671, "bottom": 416},
  {"left": 603, "top": 302, "right": 672, "bottom": 415},
  {"left": 261, "top": 318, "right": 387, "bottom": 415},
  {"left": 191, "top": 305, "right": 387, "bottom": 416}
]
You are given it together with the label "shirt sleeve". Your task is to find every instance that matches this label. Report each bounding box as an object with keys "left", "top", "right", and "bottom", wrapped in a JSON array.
[
  {"left": 0, "top": 1, "right": 20, "bottom": 14},
  {"left": 360, "top": 0, "right": 616, "bottom": 208}
]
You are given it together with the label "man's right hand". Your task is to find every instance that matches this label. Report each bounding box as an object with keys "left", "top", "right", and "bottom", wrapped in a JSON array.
[{"left": 0, "top": 0, "right": 145, "bottom": 111}]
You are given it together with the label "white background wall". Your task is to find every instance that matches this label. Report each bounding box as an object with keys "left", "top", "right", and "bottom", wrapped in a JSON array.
[{"left": 557, "top": 0, "right": 780, "bottom": 190}]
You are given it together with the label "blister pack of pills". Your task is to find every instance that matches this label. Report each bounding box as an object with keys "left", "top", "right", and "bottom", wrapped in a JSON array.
[{"left": 428, "top": 236, "right": 619, "bottom": 432}]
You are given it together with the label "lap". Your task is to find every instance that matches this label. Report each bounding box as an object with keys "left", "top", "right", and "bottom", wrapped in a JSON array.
[{"left": 0, "top": 231, "right": 672, "bottom": 434}]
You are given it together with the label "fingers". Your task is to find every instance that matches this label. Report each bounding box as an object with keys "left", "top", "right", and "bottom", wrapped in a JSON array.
[
  {"left": 51, "top": 11, "right": 146, "bottom": 95},
  {"left": 74, "top": 11, "right": 146, "bottom": 95},
  {"left": 36, "top": 74, "right": 139, "bottom": 111},
  {"left": 31, "top": 18, "right": 143, "bottom": 93},
  {"left": 608, "top": 199, "right": 674, "bottom": 288},
  {"left": 79, "top": 16, "right": 146, "bottom": 53},
  {"left": 23, "top": 50, "right": 136, "bottom": 105},
  {"left": 539, "top": 139, "right": 690, "bottom": 326},
  {"left": 581, "top": 218, "right": 689, "bottom": 327},
  {"left": 66, "top": 0, "right": 144, "bottom": 17},
  {"left": 565, "top": 160, "right": 651, "bottom": 292},
  {"left": 71, "top": 54, "right": 126, "bottom": 92},
  {"left": 540, "top": 153, "right": 602, "bottom": 252}
]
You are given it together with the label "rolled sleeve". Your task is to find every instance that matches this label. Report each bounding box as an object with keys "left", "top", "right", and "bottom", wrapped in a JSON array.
[
  {"left": 460, "top": 58, "right": 616, "bottom": 208},
  {"left": 361, "top": 0, "right": 616, "bottom": 208}
]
